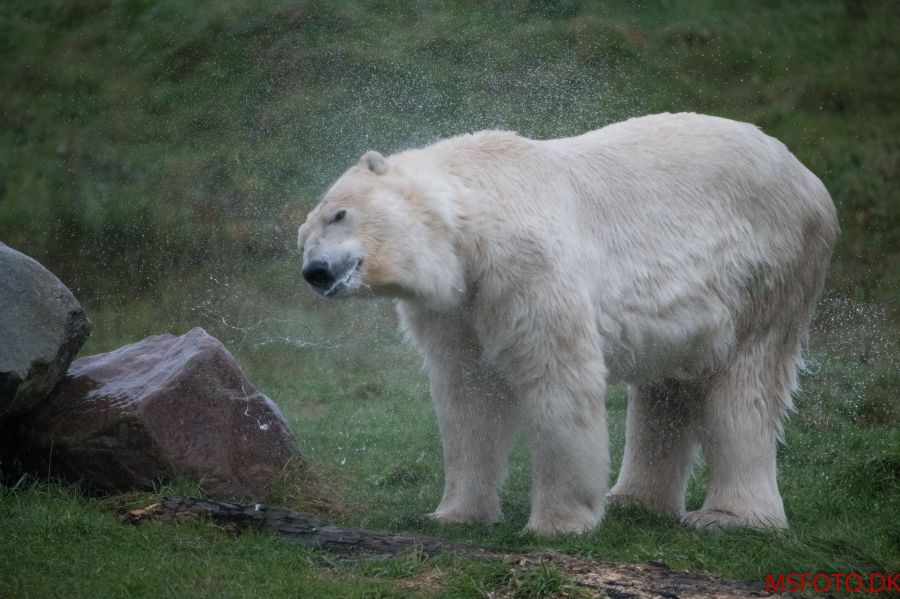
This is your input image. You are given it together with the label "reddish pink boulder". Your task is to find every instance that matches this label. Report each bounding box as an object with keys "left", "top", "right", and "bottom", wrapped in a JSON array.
[{"left": 18, "top": 327, "right": 301, "bottom": 498}]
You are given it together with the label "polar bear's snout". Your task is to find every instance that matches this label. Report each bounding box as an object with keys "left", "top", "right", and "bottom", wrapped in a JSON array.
[
  {"left": 301, "top": 259, "right": 334, "bottom": 289},
  {"left": 301, "top": 253, "right": 362, "bottom": 298}
]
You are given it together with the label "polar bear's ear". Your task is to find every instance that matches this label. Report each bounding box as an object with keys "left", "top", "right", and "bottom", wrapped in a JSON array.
[{"left": 359, "top": 150, "right": 388, "bottom": 175}]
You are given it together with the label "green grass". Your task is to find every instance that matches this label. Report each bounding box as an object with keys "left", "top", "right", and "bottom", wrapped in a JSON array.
[
  {"left": 1, "top": 0, "right": 899, "bottom": 597},
  {"left": 1, "top": 286, "right": 897, "bottom": 596}
]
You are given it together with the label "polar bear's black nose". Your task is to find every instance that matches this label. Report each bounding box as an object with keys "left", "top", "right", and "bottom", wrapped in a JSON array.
[{"left": 302, "top": 260, "right": 334, "bottom": 289}]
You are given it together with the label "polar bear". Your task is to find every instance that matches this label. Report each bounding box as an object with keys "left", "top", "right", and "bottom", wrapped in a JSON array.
[{"left": 297, "top": 113, "right": 838, "bottom": 535}]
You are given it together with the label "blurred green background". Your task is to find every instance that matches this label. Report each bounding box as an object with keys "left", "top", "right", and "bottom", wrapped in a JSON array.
[
  {"left": 1, "top": 0, "right": 898, "bottom": 312},
  {"left": 2, "top": 2, "right": 899, "bottom": 595}
]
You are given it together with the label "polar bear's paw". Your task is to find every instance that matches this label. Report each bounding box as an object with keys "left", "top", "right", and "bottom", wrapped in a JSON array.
[
  {"left": 524, "top": 507, "right": 604, "bottom": 537},
  {"left": 681, "top": 508, "right": 787, "bottom": 532},
  {"left": 428, "top": 502, "right": 502, "bottom": 526}
]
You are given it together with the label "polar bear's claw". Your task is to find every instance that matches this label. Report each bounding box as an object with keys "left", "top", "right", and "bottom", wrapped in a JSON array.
[{"left": 681, "top": 508, "right": 787, "bottom": 532}]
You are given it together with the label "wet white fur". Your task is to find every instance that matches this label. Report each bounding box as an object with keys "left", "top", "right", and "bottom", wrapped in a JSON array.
[{"left": 297, "top": 112, "right": 839, "bottom": 535}]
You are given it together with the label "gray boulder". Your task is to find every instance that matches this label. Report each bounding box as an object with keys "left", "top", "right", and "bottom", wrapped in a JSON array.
[
  {"left": 0, "top": 243, "right": 91, "bottom": 420},
  {"left": 18, "top": 327, "right": 302, "bottom": 498}
]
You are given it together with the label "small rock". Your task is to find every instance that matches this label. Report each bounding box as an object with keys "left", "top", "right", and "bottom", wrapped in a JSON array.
[
  {"left": 0, "top": 243, "right": 92, "bottom": 420},
  {"left": 16, "top": 327, "right": 302, "bottom": 498}
]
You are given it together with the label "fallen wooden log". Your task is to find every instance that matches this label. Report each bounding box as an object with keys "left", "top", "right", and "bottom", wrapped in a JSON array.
[
  {"left": 128, "top": 495, "right": 488, "bottom": 558},
  {"left": 128, "top": 496, "right": 779, "bottom": 598}
]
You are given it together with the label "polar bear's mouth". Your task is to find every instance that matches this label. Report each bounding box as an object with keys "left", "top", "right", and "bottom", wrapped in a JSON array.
[{"left": 323, "top": 259, "right": 362, "bottom": 298}]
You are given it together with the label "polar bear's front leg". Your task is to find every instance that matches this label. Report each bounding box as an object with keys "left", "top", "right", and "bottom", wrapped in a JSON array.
[
  {"left": 398, "top": 304, "right": 520, "bottom": 525},
  {"left": 428, "top": 357, "right": 519, "bottom": 525},
  {"left": 482, "top": 288, "right": 610, "bottom": 535},
  {"left": 522, "top": 374, "right": 610, "bottom": 535}
]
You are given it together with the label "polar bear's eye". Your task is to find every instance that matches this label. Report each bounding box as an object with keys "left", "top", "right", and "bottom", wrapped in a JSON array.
[{"left": 333, "top": 209, "right": 346, "bottom": 223}]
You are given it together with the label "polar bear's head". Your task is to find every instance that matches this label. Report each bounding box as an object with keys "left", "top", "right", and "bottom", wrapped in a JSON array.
[{"left": 297, "top": 150, "right": 465, "bottom": 308}]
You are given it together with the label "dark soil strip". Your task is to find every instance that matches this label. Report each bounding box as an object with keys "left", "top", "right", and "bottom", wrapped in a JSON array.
[{"left": 128, "top": 496, "right": 787, "bottom": 598}]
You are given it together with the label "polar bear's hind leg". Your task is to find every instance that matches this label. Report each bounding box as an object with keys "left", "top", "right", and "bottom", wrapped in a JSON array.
[
  {"left": 607, "top": 380, "right": 700, "bottom": 517},
  {"left": 682, "top": 336, "right": 797, "bottom": 531}
]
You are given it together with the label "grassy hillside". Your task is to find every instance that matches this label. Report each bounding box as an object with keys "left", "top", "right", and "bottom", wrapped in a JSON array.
[
  {"left": 1, "top": 1, "right": 899, "bottom": 597},
  {"left": 2, "top": 0, "right": 898, "bottom": 301}
]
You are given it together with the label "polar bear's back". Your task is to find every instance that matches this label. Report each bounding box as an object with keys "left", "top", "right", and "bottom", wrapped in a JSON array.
[
  {"left": 536, "top": 112, "right": 837, "bottom": 278},
  {"left": 547, "top": 113, "right": 834, "bottom": 228},
  {"left": 535, "top": 113, "right": 838, "bottom": 381}
]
